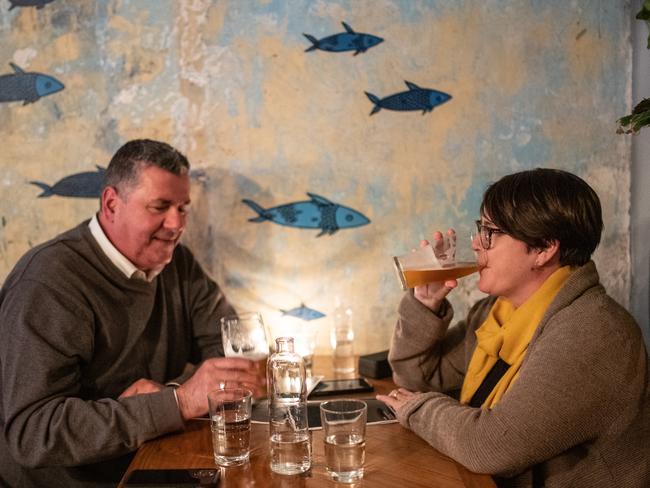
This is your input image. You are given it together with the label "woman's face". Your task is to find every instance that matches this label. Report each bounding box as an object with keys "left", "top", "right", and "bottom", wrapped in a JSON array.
[{"left": 472, "top": 215, "right": 544, "bottom": 307}]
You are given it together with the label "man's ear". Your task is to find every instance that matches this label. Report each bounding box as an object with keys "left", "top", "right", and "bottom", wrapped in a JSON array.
[
  {"left": 535, "top": 239, "right": 561, "bottom": 267},
  {"left": 100, "top": 186, "right": 119, "bottom": 223}
]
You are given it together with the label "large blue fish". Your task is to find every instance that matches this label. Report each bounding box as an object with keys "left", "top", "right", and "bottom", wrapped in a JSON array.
[
  {"left": 242, "top": 192, "right": 370, "bottom": 237},
  {"left": 303, "top": 22, "right": 383, "bottom": 56},
  {"left": 281, "top": 304, "right": 326, "bottom": 321},
  {"left": 8, "top": 0, "right": 56, "bottom": 9},
  {"left": 30, "top": 166, "right": 105, "bottom": 198},
  {"left": 0, "top": 63, "right": 64, "bottom": 105},
  {"left": 365, "top": 81, "right": 451, "bottom": 115}
]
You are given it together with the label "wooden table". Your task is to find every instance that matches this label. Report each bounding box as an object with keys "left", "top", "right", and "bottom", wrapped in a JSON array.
[{"left": 120, "top": 356, "right": 495, "bottom": 487}]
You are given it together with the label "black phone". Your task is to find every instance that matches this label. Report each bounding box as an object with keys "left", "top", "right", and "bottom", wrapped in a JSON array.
[
  {"left": 309, "top": 378, "right": 374, "bottom": 397},
  {"left": 123, "top": 469, "right": 220, "bottom": 487}
]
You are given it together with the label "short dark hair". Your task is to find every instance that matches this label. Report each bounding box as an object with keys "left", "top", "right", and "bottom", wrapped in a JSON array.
[
  {"left": 480, "top": 168, "right": 603, "bottom": 267},
  {"left": 103, "top": 139, "right": 190, "bottom": 196}
]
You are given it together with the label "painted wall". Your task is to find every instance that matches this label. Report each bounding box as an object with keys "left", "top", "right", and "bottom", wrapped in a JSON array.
[
  {"left": 0, "top": 0, "right": 633, "bottom": 355},
  {"left": 631, "top": 0, "right": 650, "bottom": 346}
]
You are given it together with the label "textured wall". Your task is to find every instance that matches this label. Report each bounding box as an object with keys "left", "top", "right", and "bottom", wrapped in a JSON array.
[{"left": 0, "top": 0, "right": 632, "bottom": 354}]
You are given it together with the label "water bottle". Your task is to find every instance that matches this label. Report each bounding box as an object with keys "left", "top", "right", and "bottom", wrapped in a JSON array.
[
  {"left": 267, "top": 337, "right": 312, "bottom": 474},
  {"left": 331, "top": 302, "right": 356, "bottom": 374}
]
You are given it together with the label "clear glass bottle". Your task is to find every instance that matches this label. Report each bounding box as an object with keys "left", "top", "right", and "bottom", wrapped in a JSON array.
[
  {"left": 267, "top": 337, "right": 312, "bottom": 474},
  {"left": 331, "top": 301, "right": 356, "bottom": 375}
]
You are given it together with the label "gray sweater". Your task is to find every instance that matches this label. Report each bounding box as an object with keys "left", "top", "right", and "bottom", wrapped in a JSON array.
[
  {"left": 390, "top": 262, "right": 649, "bottom": 487},
  {"left": 0, "top": 221, "right": 234, "bottom": 487}
]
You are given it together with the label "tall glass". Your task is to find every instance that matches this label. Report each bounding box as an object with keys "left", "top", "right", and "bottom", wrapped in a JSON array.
[
  {"left": 220, "top": 312, "right": 270, "bottom": 396},
  {"left": 320, "top": 399, "right": 367, "bottom": 483},
  {"left": 208, "top": 388, "right": 252, "bottom": 466}
]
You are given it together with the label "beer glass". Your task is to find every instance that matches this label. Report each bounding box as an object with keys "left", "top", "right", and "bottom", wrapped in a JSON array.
[
  {"left": 208, "top": 388, "right": 252, "bottom": 466},
  {"left": 320, "top": 399, "right": 367, "bottom": 483},
  {"left": 220, "top": 312, "right": 270, "bottom": 395},
  {"left": 393, "top": 229, "right": 477, "bottom": 290}
]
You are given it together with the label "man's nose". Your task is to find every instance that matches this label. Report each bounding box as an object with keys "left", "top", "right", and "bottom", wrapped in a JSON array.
[{"left": 164, "top": 208, "right": 186, "bottom": 232}]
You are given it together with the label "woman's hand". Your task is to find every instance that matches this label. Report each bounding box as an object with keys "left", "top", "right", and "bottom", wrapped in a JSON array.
[
  {"left": 413, "top": 230, "right": 458, "bottom": 313},
  {"left": 376, "top": 388, "right": 419, "bottom": 417}
]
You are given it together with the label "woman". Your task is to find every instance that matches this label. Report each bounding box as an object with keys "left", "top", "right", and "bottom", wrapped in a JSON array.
[{"left": 378, "top": 168, "right": 649, "bottom": 487}]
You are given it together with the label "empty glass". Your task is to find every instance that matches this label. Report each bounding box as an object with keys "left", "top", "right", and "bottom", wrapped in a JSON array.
[{"left": 220, "top": 312, "right": 270, "bottom": 395}]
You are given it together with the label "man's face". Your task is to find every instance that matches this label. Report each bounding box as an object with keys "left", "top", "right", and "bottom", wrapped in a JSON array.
[{"left": 103, "top": 164, "right": 191, "bottom": 271}]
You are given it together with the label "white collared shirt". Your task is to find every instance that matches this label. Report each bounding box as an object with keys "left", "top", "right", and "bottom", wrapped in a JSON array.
[{"left": 88, "top": 215, "right": 162, "bottom": 282}]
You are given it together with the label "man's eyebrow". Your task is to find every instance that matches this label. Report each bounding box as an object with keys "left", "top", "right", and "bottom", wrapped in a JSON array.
[{"left": 148, "top": 198, "right": 191, "bottom": 205}]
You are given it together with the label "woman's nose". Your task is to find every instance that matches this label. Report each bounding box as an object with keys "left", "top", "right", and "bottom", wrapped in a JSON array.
[{"left": 470, "top": 232, "right": 481, "bottom": 252}]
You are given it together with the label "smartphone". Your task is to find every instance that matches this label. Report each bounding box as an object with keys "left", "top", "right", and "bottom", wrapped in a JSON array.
[
  {"left": 309, "top": 378, "right": 374, "bottom": 397},
  {"left": 123, "top": 468, "right": 219, "bottom": 486}
]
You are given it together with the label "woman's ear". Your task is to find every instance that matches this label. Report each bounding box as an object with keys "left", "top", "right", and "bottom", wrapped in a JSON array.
[{"left": 535, "top": 239, "right": 561, "bottom": 267}]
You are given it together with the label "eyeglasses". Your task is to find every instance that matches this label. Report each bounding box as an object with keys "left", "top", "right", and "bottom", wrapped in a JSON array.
[{"left": 474, "top": 220, "right": 505, "bottom": 250}]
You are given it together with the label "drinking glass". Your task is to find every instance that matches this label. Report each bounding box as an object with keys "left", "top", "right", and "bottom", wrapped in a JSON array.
[
  {"left": 392, "top": 229, "right": 477, "bottom": 290},
  {"left": 320, "top": 399, "right": 367, "bottom": 483},
  {"left": 208, "top": 388, "right": 252, "bottom": 466},
  {"left": 220, "top": 312, "right": 270, "bottom": 394}
]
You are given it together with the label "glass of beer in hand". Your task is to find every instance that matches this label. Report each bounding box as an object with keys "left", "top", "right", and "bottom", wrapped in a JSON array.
[
  {"left": 220, "top": 312, "right": 270, "bottom": 397},
  {"left": 393, "top": 228, "right": 478, "bottom": 290}
]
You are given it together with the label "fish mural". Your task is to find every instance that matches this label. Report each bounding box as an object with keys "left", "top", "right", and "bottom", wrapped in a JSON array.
[
  {"left": 281, "top": 304, "right": 326, "bottom": 321},
  {"left": 303, "top": 22, "right": 383, "bottom": 56},
  {"left": 365, "top": 81, "right": 452, "bottom": 115},
  {"left": 242, "top": 192, "right": 370, "bottom": 236},
  {"left": 0, "top": 63, "right": 64, "bottom": 105},
  {"left": 8, "top": 0, "right": 56, "bottom": 9},
  {"left": 30, "top": 166, "right": 105, "bottom": 198}
]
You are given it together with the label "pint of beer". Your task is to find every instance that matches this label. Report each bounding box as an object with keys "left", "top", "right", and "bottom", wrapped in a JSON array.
[{"left": 393, "top": 233, "right": 477, "bottom": 290}]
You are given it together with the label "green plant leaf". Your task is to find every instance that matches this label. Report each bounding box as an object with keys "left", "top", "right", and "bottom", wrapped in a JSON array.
[
  {"left": 637, "top": 1, "right": 650, "bottom": 19},
  {"left": 638, "top": 1, "right": 650, "bottom": 47},
  {"left": 617, "top": 108, "right": 650, "bottom": 134}
]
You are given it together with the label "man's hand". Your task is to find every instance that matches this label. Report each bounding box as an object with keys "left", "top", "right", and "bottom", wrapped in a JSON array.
[
  {"left": 413, "top": 230, "right": 458, "bottom": 313},
  {"left": 119, "top": 378, "right": 165, "bottom": 399},
  {"left": 175, "top": 357, "right": 264, "bottom": 420}
]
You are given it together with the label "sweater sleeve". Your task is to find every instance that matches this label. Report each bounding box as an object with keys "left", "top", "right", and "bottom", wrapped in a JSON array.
[
  {"left": 389, "top": 293, "right": 493, "bottom": 393},
  {"left": 0, "top": 280, "right": 185, "bottom": 468},
  {"left": 397, "top": 299, "right": 639, "bottom": 477}
]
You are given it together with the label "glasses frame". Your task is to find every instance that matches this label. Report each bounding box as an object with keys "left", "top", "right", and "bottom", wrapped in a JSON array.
[{"left": 474, "top": 220, "right": 505, "bottom": 250}]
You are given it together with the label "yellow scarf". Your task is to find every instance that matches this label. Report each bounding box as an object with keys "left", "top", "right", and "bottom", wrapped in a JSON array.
[{"left": 460, "top": 266, "right": 571, "bottom": 408}]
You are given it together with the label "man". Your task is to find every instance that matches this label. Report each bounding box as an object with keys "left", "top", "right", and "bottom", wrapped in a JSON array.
[{"left": 0, "top": 139, "right": 264, "bottom": 487}]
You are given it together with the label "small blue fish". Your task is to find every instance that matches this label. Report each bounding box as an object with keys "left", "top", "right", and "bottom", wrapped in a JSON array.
[
  {"left": 30, "top": 166, "right": 105, "bottom": 198},
  {"left": 0, "top": 63, "right": 64, "bottom": 105},
  {"left": 365, "top": 81, "right": 452, "bottom": 115},
  {"left": 303, "top": 22, "right": 383, "bottom": 56},
  {"left": 242, "top": 192, "right": 370, "bottom": 237},
  {"left": 281, "top": 304, "right": 326, "bottom": 321},
  {"left": 8, "top": 0, "right": 56, "bottom": 9}
]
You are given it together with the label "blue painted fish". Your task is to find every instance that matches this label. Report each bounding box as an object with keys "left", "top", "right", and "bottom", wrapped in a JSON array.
[
  {"left": 303, "top": 22, "right": 383, "bottom": 56},
  {"left": 0, "top": 63, "right": 64, "bottom": 105},
  {"left": 30, "top": 166, "right": 105, "bottom": 198},
  {"left": 281, "top": 304, "right": 326, "bottom": 321},
  {"left": 242, "top": 192, "right": 370, "bottom": 236},
  {"left": 365, "top": 81, "right": 451, "bottom": 115},
  {"left": 8, "top": 0, "right": 56, "bottom": 9}
]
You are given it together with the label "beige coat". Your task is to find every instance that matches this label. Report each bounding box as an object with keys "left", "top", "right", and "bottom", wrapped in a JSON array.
[{"left": 390, "top": 262, "right": 649, "bottom": 487}]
